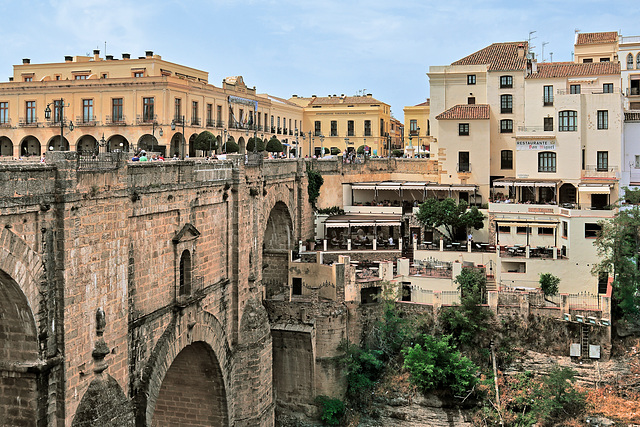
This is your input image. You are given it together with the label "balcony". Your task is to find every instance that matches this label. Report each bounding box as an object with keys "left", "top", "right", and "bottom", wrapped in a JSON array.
[
  {"left": 206, "top": 119, "right": 215, "bottom": 127},
  {"left": 626, "top": 88, "right": 640, "bottom": 96},
  {"left": 76, "top": 116, "right": 97, "bottom": 127},
  {"left": 557, "top": 87, "right": 621, "bottom": 95},
  {"left": 582, "top": 165, "right": 619, "bottom": 180},
  {"left": 277, "top": 127, "right": 282, "bottom": 134},
  {"left": 137, "top": 114, "right": 158, "bottom": 125},
  {"left": 19, "top": 117, "right": 39, "bottom": 127},
  {"left": 216, "top": 120, "right": 225, "bottom": 128},
  {"left": 283, "top": 128, "right": 287, "bottom": 135},
  {"left": 457, "top": 163, "right": 471, "bottom": 173},
  {"left": 0, "top": 119, "right": 11, "bottom": 128},
  {"left": 191, "top": 117, "right": 201, "bottom": 126},
  {"left": 105, "top": 115, "right": 127, "bottom": 126},
  {"left": 271, "top": 127, "right": 276, "bottom": 133}
]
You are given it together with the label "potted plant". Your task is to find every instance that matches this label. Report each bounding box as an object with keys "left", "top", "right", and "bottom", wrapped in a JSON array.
[{"left": 306, "top": 238, "right": 316, "bottom": 251}]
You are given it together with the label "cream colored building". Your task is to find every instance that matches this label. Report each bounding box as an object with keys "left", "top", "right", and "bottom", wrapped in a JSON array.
[
  {"left": 573, "top": 32, "right": 619, "bottom": 64},
  {"left": 0, "top": 50, "right": 303, "bottom": 158},
  {"left": 289, "top": 94, "right": 391, "bottom": 157}
]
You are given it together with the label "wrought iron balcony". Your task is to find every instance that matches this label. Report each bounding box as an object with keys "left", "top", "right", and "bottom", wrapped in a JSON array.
[
  {"left": 582, "top": 165, "right": 619, "bottom": 179},
  {"left": 216, "top": 120, "right": 225, "bottom": 128},
  {"left": 0, "top": 118, "right": 11, "bottom": 127},
  {"left": 191, "top": 117, "right": 201, "bottom": 126},
  {"left": 206, "top": 119, "right": 215, "bottom": 127},
  {"left": 457, "top": 163, "right": 471, "bottom": 173},
  {"left": 105, "top": 115, "right": 127, "bottom": 126},
  {"left": 136, "top": 114, "right": 158, "bottom": 125},
  {"left": 19, "top": 117, "right": 39, "bottom": 127},
  {"left": 76, "top": 116, "right": 97, "bottom": 126}
]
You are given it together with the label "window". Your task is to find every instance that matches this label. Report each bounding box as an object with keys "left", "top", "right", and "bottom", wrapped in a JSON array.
[
  {"left": 597, "top": 272, "right": 608, "bottom": 294},
  {"left": 25, "top": 101, "right": 36, "bottom": 123},
  {"left": 637, "top": 53, "right": 640, "bottom": 69},
  {"left": 101, "top": 73, "right": 107, "bottom": 79},
  {"left": 292, "top": 277, "right": 302, "bottom": 296},
  {"left": 380, "top": 118, "right": 384, "bottom": 136},
  {"left": 179, "top": 250, "right": 192, "bottom": 295},
  {"left": 468, "top": 96, "right": 475, "bottom": 104},
  {"left": 330, "top": 120, "right": 337, "bottom": 136},
  {"left": 347, "top": 120, "right": 355, "bottom": 136},
  {"left": 501, "top": 94, "right": 513, "bottom": 113},
  {"left": 191, "top": 101, "right": 198, "bottom": 124},
  {"left": 142, "top": 97, "right": 154, "bottom": 122},
  {"left": 23, "top": 76, "right": 32, "bottom": 82},
  {"left": 498, "top": 226, "right": 511, "bottom": 233},
  {"left": 314, "top": 120, "right": 321, "bottom": 136},
  {"left": 600, "top": 57, "right": 610, "bottom": 62},
  {"left": 271, "top": 115, "right": 274, "bottom": 131},
  {"left": 206, "top": 104, "right": 212, "bottom": 125},
  {"left": 364, "top": 120, "right": 371, "bottom": 136},
  {"left": 500, "top": 75, "right": 513, "bottom": 88},
  {"left": 459, "top": 123, "right": 469, "bottom": 136},
  {"left": 516, "top": 226, "right": 531, "bottom": 234},
  {"left": 501, "top": 150, "right": 513, "bottom": 169},
  {"left": 467, "top": 75, "right": 476, "bottom": 85},
  {"left": 458, "top": 151, "right": 470, "bottom": 172},
  {"left": 628, "top": 53, "right": 634, "bottom": 70},
  {"left": 74, "top": 75, "right": 88, "bottom": 80},
  {"left": 500, "top": 119, "right": 513, "bottom": 133},
  {"left": 562, "top": 221, "right": 568, "bottom": 238},
  {"left": 597, "top": 151, "right": 608, "bottom": 171},
  {"left": 538, "top": 227, "right": 554, "bottom": 235},
  {"left": 82, "top": 99, "right": 93, "bottom": 123},
  {"left": 53, "top": 100, "right": 63, "bottom": 123},
  {"left": 543, "top": 85, "right": 553, "bottom": 105},
  {"left": 543, "top": 117, "right": 553, "bottom": 131},
  {"left": 603, "top": 83, "right": 614, "bottom": 93},
  {"left": 538, "top": 152, "right": 556, "bottom": 172},
  {"left": 133, "top": 71, "right": 144, "bottom": 78},
  {"left": 636, "top": 155, "right": 640, "bottom": 169},
  {"left": 427, "top": 120, "right": 430, "bottom": 136},
  {"left": 174, "top": 98, "right": 181, "bottom": 121},
  {"left": 570, "top": 84, "right": 581, "bottom": 94},
  {"left": 217, "top": 105, "right": 222, "bottom": 125},
  {"left": 409, "top": 119, "right": 417, "bottom": 135},
  {"left": 582, "top": 149, "right": 586, "bottom": 170},
  {"left": 597, "top": 110, "right": 608, "bottom": 129},
  {"left": 583, "top": 58, "right": 593, "bottom": 63},
  {"left": 111, "top": 99, "right": 123, "bottom": 122},
  {"left": 0, "top": 102, "right": 8, "bottom": 124},
  {"left": 558, "top": 110, "right": 577, "bottom": 131},
  {"left": 585, "top": 223, "right": 601, "bottom": 238}
]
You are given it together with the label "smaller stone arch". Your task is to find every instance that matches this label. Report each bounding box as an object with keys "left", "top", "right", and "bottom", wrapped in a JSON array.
[
  {"left": 188, "top": 134, "right": 197, "bottom": 158},
  {"left": 46, "top": 135, "right": 70, "bottom": 152},
  {"left": 169, "top": 132, "right": 183, "bottom": 158},
  {"left": 137, "top": 134, "right": 159, "bottom": 153},
  {"left": 238, "top": 136, "right": 246, "bottom": 155},
  {"left": 107, "top": 134, "right": 130, "bottom": 152},
  {"left": 76, "top": 135, "right": 98, "bottom": 154},
  {"left": 262, "top": 200, "right": 294, "bottom": 298},
  {"left": 20, "top": 135, "right": 42, "bottom": 156},
  {"left": 0, "top": 136, "right": 13, "bottom": 156},
  {"left": 559, "top": 183, "right": 577, "bottom": 205}
]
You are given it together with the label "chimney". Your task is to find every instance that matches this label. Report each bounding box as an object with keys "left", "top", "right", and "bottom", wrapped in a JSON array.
[
  {"left": 22, "top": 58, "right": 30, "bottom": 64},
  {"left": 292, "top": 94, "right": 298, "bottom": 98},
  {"left": 93, "top": 49, "right": 100, "bottom": 61},
  {"left": 366, "top": 93, "right": 372, "bottom": 97},
  {"left": 122, "top": 53, "right": 130, "bottom": 60},
  {"left": 145, "top": 50, "right": 153, "bottom": 58},
  {"left": 312, "top": 94, "right": 317, "bottom": 98},
  {"left": 106, "top": 55, "right": 114, "bottom": 60},
  {"left": 9, "top": 77, "right": 13, "bottom": 82},
  {"left": 65, "top": 55, "right": 73, "bottom": 62},
  {"left": 517, "top": 43, "right": 525, "bottom": 59}
]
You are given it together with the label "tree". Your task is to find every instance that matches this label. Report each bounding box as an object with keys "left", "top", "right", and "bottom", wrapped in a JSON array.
[
  {"left": 330, "top": 147, "right": 341, "bottom": 155},
  {"left": 357, "top": 145, "right": 365, "bottom": 155},
  {"left": 539, "top": 273, "right": 560, "bottom": 297},
  {"left": 193, "top": 131, "right": 217, "bottom": 153},
  {"left": 593, "top": 187, "right": 640, "bottom": 321},
  {"left": 223, "top": 139, "right": 239, "bottom": 153},
  {"left": 307, "top": 167, "right": 324, "bottom": 208},
  {"left": 455, "top": 267, "right": 487, "bottom": 306},
  {"left": 265, "top": 137, "right": 283, "bottom": 153},
  {"left": 416, "top": 198, "right": 485, "bottom": 242},
  {"left": 392, "top": 149, "right": 404, "bottom": 157},
  {"left": 246, "top": 137, "right": 265, "bottom": 152}
]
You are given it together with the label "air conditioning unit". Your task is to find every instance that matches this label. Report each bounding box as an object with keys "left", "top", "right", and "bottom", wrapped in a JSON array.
[
  {"left": 575, "top": 315, "right": 584, "bottom": 323},
  {"left": 563, "top": 313, "right": 571, "bottom": 321},
  {"left": 587, "top": 316, "right": 597, "bottom": 325}
]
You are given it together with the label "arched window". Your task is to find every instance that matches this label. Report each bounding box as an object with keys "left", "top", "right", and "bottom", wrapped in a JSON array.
[
  {"left": 637, "top": 53, "right": 640, "bottom": 69},
  {"left": 628, "top": 53, "right": 634, "bottom": 70},
  {"left": 179, "top": 250, "right": 192, "bottom": 295}
]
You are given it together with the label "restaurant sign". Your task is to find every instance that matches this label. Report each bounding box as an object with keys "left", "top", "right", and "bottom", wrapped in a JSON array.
[{"left": 516, "top": 140, "right": 556, "bottom": 150}]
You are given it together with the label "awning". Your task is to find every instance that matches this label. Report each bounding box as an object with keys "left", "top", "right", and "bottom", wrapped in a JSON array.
[
  {"left": 578, "top": 185, "right": 611, "bottom": 194},
  {"left": 324, "top": 214, "right": 403, "bottom": 228},
  {"left": 496, "top": 222, "right": 558, "bottom": 227},
  {"left": 493, "top": 179, "right": 560, "bottom": 187}
]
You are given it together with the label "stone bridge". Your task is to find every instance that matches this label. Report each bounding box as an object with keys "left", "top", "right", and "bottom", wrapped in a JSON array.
[{"left": 0, "top": 153, "right": 313, "bottom": 426}]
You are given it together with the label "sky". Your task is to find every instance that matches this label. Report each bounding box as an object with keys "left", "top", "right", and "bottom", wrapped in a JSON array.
[{"left": 1, "top": 0, "right": 638, "bottom": 121}]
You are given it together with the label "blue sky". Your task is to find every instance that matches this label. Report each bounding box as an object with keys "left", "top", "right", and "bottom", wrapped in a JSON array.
[{"left": 0, "top": 0, "right": 638, "bottom": 120}]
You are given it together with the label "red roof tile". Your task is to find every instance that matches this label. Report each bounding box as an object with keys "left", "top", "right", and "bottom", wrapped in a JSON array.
[
  {"left": 308, "top": 95, "right": 387, "bottom": 106},
  {"left": 451, "top": 42, "right": 528, "bottom": 71},
  {"left": 526, "top": 61, "right": 620, "bottom": 79},
  {"left": 435, "top": 104, "right": 490, "bottom": 120},
  {"left": 575, "top": 32, "right": 618, "bottom": 45}
]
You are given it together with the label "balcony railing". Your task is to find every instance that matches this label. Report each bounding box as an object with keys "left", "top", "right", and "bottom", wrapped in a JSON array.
[
  {"left": 19, "top": 117, "right": 39, "bottom": 127},
  {"left": 621, "top": 35, "right": 640, "bottom": 44},
  {"left": 457, "top": 163, "right": 471, "bottom": 173},
  {"left": 557, "top": 87, "right": 621, "bottom": 95},
  {"left": 206, "top": 119, "right": 215, "bottom": 127},
  {"left": 283, "top": 128, "right": 287, "bottom": 135},
  {"left": 105, "top": 115, "right": 127, "bottom": 126},
  {"left": 582, "top": 165, "right": 619, "bottom": 179},
  {"left": 191, "top": 117, "right": 200, "bottom": 126},
  {"left": 216, "top": 120, "right": 225, "bottom": 128},
  {"left": 543, "top": 97, "right": 554, "bottom": 106},
  {"left": 76, "top": 116, "right": 97, "bottom": 126},
  {"left": 626, "top": 88, "right": 640, "bottom": 96},
  {"left": 277, "top": 127, "right": 282, "bottom": 134},
  {"left": 46, "top": 118, "right": 68, "bottom": 127},
  {"left": 517, "top": 125, "right": 554, "bottom": 133},
  {"left": 0, "top": 119, "right": 11, "bottom": 127},
  {"left": 271, "top": 127, "right": 276, "bottom": 133},
  {"left": 136, "top": 114, "right": 158, "bottom": 125}
]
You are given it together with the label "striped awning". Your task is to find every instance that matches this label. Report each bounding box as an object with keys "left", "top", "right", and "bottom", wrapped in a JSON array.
[{"left": 578, "top": 185, "right": 611, "bottom": 194}]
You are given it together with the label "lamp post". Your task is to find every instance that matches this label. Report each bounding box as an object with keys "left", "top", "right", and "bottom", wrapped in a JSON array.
[
  {"left": 319, "top": 134, "right": 324, "bottom": 156},
  {"left": 416, "top": 126, "right": 420, "bottom": 158},
  {"left": 171, "top": 116, "right": 185, "bottom": 159},
  {"left": 385, "top": 132, "right": 390, "bottom": 158},
  {"left": 98, "top": 134, "right": 107, "bottom": 155},
  {"left": 308, "top": 131, "right": 312, "bottom": 157},
  {"left": 294, "top": 129, "right": 299, "bottom": 158},
  {"left": 344, "top": 137, "right": 349, "bottom": 155},
  {"left": 44, "top": 98, "right": 73, "bottom": 152},
  {"left": 152, "top": 121, "right": 163, "bottom": 154}
]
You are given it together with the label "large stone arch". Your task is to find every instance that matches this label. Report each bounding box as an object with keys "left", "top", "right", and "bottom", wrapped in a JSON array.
[
  {"left": 107, "top": 134, "right": 130, "bottom": 153},
  {"left": 0, "top": 228, "right": 44, "bottom": 426},
  {"left": 136, "top": 308, "right": 232, "bottom": 427},
  {"left": 46, "top": 135, "right": 70, "bottom": 152},
  {"left": 76, "top": 135, "right": 98, "bottom": 154},
  {"left": 20, "top": 135, "right": 42, "bottom": 156},
  {"left": 262, "top": 200, "right": 294, "bottom": 298},
  {"left": 0, "top": 136, "right": 13, "bottom": 156}
]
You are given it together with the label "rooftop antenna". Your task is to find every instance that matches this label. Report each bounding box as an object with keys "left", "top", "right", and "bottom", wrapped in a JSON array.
[
  {"left": 550, "top": 52, "right": 553, "bottom": 62},
  {"left": 528, "top": 31, "right": 537, "bottom": 54},
  {"left": 542, "top": 42, "right": 549, "bottom": 62}
]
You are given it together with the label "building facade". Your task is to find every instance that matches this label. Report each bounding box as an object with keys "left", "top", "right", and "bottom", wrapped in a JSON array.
[
  {"left": 0, "top": 50, "right": 303, "bottom": 158},
  {"left": 403, "top": 100, "right": 432, "bottom": 157}
]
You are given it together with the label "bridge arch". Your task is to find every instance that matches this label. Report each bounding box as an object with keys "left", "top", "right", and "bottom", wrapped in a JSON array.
[
  {"left": 137, "top": 308, "right": 232, "bottom": 426},
  {"left": 262, "top": 200, "right": 294, "bottom": 298},
  {"left": 0, "top": 228, "right": 45, "bottom": 426}
]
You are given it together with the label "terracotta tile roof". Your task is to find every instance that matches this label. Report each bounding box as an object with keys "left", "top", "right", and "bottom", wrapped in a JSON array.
[
  {"left": 415, "top": 100, "right": 430, "bottom": 106},
  {"left": 451, "top": 42, "right": 528, "bottom": 71},
  {"left": 575, "top": 32, "right": 618, "bottom": 45},
  {"left": 526, "top": 61, "right": 620, "bottom": 79},
  {"left": 308, "top": 95, "right": 387, "bottom": 106},
  {"left": 435, "top": 104, "right": 490, "bottom": 120}
]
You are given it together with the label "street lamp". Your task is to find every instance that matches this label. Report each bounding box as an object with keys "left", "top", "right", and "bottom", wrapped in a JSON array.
[
  {"left": 385, "top": 132, "right": 390, "bottom": 158},
  {"left": 44, "top": 98, "right": 73, "bottom": 152},
  {"left": 152, "top": 121, "right": 163, "bottom": 154},
  {"left": 294, "top": 128, "right": 299, "bottom": 158},
  {"left": 344, "top": 137, "right": 349, "bottom": 155},
  {"left": 319, "top": 134, "right": 324, "bottom": 156},
  {"left": 308, "top": 131, "right": 313, "bottom": 157},
  {"left": 98, "top": 134, "right": 107, "bottom": 154},
  {"left": 416, "top": 126, "right": 420, "bottom": 158},
  {"left": 171, "top": 116, "right": 185, "bottom": 159}
]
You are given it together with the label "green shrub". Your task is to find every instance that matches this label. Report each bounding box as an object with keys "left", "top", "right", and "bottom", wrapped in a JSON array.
[
  {"left": 392, "top": 149, "right": 404, "bottom": 157},
  {"left": 194, "top": 131, "right": 217, "bottom": 152},
  {"left": 402, "top": 334, "right": 478, "bottom": 396},
  {"left": 224, "top": 140, "right": 239, "bottom": 153},
  {"left": 316, "top": 206, "right": 344, "bottom": 216},
  {"left": 338, "top": 340, "right": 384, "bottom": 399},
  {"left": 307, "top": 167, "right": 324, "bottom": 208},
  {"left": 246, "top": 137, "right": 265, "bottom": 152},
  {"left": 315, "top": 395, "right": 345, "bottom": 426},
  {"left": 539, "top": 273, "right": 560, "bottom": 296},
  {"left": 266, "top": 137, "right": 283, "bottom": 152}
]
